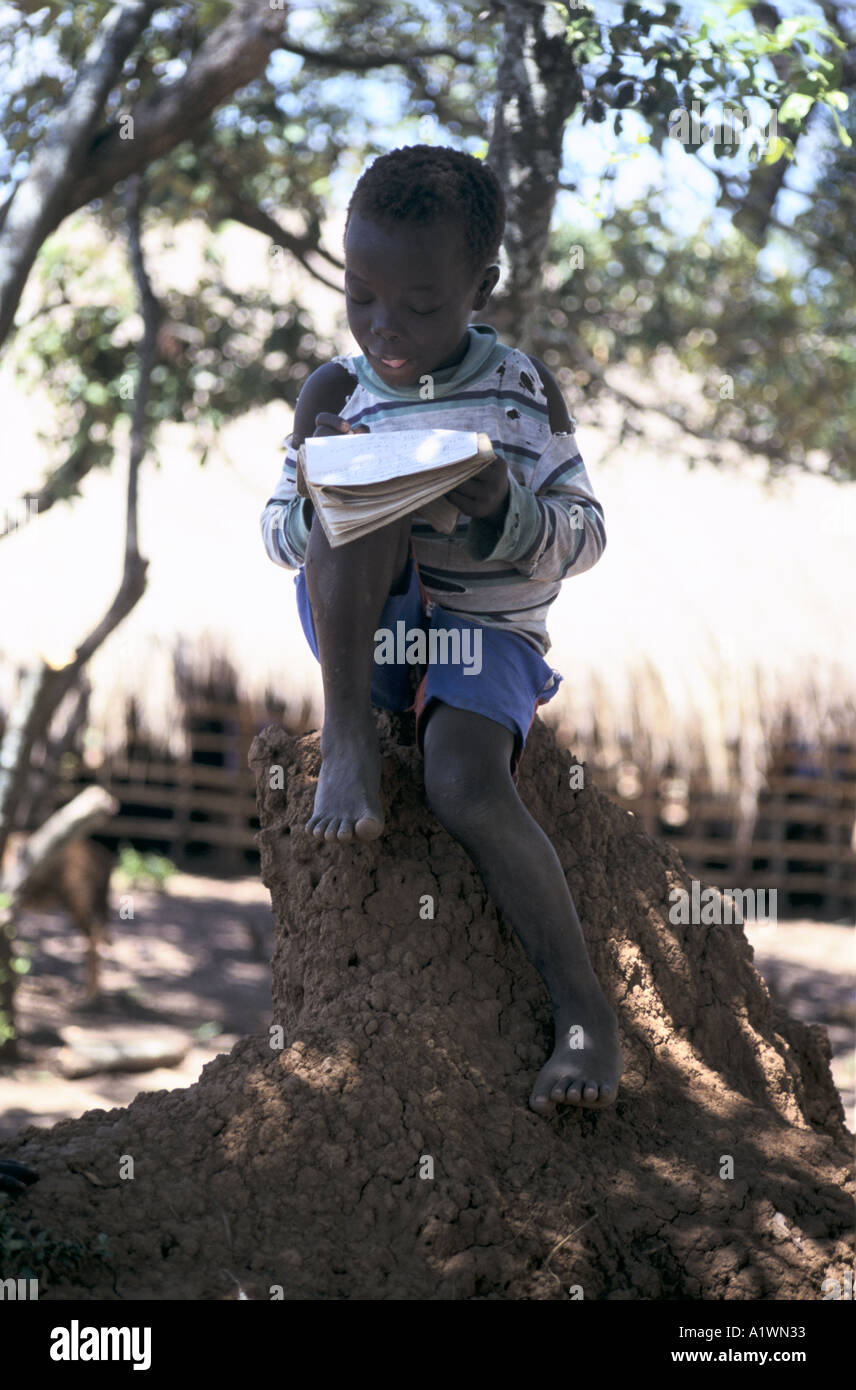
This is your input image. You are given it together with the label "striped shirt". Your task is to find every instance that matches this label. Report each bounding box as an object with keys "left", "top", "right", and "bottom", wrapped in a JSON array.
[{"left": 260, "top": 323, "right": 606, "bottom": 656}]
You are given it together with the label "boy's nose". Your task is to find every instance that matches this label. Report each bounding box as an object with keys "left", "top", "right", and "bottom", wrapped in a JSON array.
[
  {"left": 371, "top": 312, "right": 406, "bottom": 342},
  {"left": 373, "top": 335, "right": 405, "bottom": 355}
]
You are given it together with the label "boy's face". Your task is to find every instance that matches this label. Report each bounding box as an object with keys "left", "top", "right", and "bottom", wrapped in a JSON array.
[{"left": 343, "top": 210, "right": 500, "bottom": 387}]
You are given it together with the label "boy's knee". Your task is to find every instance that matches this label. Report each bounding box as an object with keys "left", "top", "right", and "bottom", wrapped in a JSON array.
[
  {"left": 425, "top": 770, "right": 493, "bottom": 833},
  {"left": 424, "top": 746, "right": 509, "bottom": 831}
]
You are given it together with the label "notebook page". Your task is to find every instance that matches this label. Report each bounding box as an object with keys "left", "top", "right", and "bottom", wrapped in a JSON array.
[{"left": 304, "top": 430, "right": 480, "bottom": 488}]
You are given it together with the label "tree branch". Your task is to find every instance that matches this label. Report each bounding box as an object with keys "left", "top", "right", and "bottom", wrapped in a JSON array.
[
  {"left": 0, "top": 177, "right": 157, "bottom": 869},
  {"left": 0, "top": 0, "right": 158, "bottom": 352},
  {"left": 69, "top": 19, "right": 476, "bottom": 221},
  {"left": 542, "top": 327, "right": 727, "bottom": 452},
  {"left": 278, "top": 40, "right": 476, "bottom": 72},
  {"left": 707, "top": 163, "right": 852, "bottom": 269},
  {"left": 0, "top": 175, "right": 161, "bottom": 1051},
  {"left": 69, "top": 0, "right": 286, "bottom": 215},
  {"left": 0, "top": 2, "right": 481, "bottom": 352},
  {"left": 17, "top": 677, "right": 93, "bottom": 829},
  {"left": 0, "top": 444, "right": 99, "bottom": 545},
  {"left": 122, "top": 173, "right": 159, "bottom": 573},
  {"left": 0, "top": 665, "right": 53, "bottom": 869},
  {"left": 216, "top": 180, "right": 345, "bottom": 293},
  {"left": 399, "top": 54, "right": 486, "bottom": 142}
]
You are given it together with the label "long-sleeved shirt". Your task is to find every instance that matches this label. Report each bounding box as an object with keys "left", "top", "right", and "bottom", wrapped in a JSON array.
[{"left": 260, "top": 323, "right": 606, "bottom": 656}]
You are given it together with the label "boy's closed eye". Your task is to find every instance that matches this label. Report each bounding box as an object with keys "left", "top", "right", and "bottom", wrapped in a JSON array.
[{"left": 348, "top": 294, "right": 444, "bottom": 316}]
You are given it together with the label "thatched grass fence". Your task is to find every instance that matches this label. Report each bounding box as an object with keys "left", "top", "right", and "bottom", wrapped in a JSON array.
[{"left": 3, "top": 684, "right": 851, "bottom": 917}]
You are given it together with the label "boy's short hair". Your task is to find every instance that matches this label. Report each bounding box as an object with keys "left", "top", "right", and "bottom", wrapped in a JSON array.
[{"left": 345, "top": 144, "right": 506, "bottom": 277}]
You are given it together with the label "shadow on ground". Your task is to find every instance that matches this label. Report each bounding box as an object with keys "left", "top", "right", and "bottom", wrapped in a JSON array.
[{"left": 0, "top": 874, "right": 275, "bottom": 1142}]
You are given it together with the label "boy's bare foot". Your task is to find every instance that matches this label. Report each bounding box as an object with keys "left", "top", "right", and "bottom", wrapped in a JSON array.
[
  {"left": 529, "top": 998, "right": 624, "bottom": 1113},
  {"left": 306, "top": 715, "right": 384, "bottom": 842}
]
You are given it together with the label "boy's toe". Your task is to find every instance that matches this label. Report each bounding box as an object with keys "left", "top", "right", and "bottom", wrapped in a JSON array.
[
  {"left": 354, "top": 813, "right": 384, "bottom": 842},
  {"left": 565, "top": 1080, "right": 583, "bottom": 1104},
  {"left": 581, "top": 1081, "right": 600, "bottom": 1104},
  {"left": 528, "top": 1090, "right": 553, "bottom": 1115}
]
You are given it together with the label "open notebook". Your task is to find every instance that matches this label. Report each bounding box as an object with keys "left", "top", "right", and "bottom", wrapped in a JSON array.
[{"left": 296, "top": 429, "right": 496, "bottom": 546}]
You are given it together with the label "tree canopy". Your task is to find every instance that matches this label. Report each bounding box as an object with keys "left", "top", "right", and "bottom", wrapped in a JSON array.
[{"left": 1, "top": 0, "right": 854, "bottom": 507}]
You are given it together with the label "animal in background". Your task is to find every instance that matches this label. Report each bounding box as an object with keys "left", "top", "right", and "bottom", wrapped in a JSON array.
[{"left": 1, "top": 834, "right": 116, "bottom": 1003}]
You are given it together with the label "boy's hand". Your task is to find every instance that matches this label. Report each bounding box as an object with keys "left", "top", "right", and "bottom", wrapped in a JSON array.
[
  {"left": 313, "top": 413, "right": 370, "bottom": 438},
  {"left": 444, "top": 456, "right": 510, "bottom": 525}
]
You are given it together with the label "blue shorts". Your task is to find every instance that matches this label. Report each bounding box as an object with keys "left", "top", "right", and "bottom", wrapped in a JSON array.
[{"left": 294, "top": 541, "right": 562, "bottom": 777}]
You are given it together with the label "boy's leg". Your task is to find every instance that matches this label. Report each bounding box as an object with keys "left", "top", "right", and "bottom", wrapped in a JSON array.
[
  {"left": 304, "top": 512, "right": 413, "bottom": 842},
  {"left": 422, "top": 701, "right": 624, "bottom": 1111}
]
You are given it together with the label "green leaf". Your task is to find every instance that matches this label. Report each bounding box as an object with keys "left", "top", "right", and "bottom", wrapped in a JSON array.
[
  {"left": 773, "top": 17, "right": 814, "bottom": 48},
  {"left": 824, "top": 90, "right": 849, "bottom": 111},
  {"left": 761, "top": 134, "right": 788, "bottom": 164},
  {"left": 827, "top": 105, "right": 852, "bottom": 147},
  {"left": 777, "top": 92, "right": 814, "bottom": 123}
]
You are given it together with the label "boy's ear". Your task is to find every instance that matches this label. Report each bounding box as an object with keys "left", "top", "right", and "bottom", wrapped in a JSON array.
[{"left": 472, "top": 263, "right": 501, "bottom": 310}]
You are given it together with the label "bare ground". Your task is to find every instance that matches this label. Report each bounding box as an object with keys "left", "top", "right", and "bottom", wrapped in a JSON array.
[
  {"left": 0, "top": 874, "right": 276, "bottom": 1143},
  {"left": 1, "top": 884, "right": 851, "bottom": 1142},
  {"left": 0, "top": 715, "right": 852, "bottom": 1299}
]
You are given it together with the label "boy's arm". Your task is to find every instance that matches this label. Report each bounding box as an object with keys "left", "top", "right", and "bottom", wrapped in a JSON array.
[
  {"left": 260, "top": 363, "right": 356, "bottom": 569},
  {"left": 465, "top": 356, "right": 606, "bottom": 582}
]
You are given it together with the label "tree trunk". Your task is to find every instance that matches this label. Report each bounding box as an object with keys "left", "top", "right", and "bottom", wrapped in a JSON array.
[
  {"left": 486, "top": 2, "right": 583, "bottom": 348},
  {"left": 729, "top": 4, "right": 809, "bottom": 247},
  {"left": 0, "top": 714, "right": 851, "bottom": 1299},
  {"left": 0, "top": 182, "right": 153, "bottom": 1053}
]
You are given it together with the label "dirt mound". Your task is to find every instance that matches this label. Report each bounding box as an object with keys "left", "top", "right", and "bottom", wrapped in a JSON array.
[{"left": 2, "top": 714, "right": 852, "bottom": 1299}]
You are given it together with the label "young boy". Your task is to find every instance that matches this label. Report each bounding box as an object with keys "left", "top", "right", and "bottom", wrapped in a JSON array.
[{"left": 261, "top": 145, "right": 623, "bottom": 1113}]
